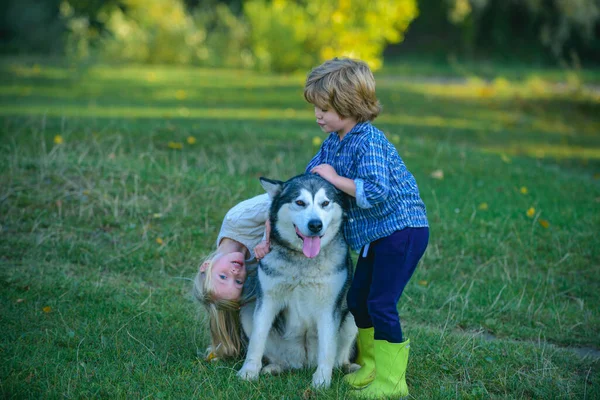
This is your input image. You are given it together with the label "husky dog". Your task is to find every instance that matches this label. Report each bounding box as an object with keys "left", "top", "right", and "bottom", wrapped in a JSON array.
[{"left": 237, "top": 174, "right": 357, "bottom": 388}]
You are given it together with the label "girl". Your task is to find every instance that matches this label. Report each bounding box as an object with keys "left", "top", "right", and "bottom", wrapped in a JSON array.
[{"left": 193, "top": 193, "right": 271, "bottom": 360}]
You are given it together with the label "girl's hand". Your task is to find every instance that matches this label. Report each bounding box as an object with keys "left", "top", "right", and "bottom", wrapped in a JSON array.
[
  {"left": 254, "top": 240, "right": 270, "bottom": 260},
  {"left": 311, "top": 164, "right": 339, "bottom": 185},
  {"left": 254, "top": 219, "right": 271, "bottom": 260}
]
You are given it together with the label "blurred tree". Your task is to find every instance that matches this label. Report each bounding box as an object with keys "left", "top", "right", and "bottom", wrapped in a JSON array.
[
  {"left": 60, "top": 0, "right": 251, "bottom": 67},
  {"left": 5, "top": 0, "right": 598, "bottom": 68},
  {"left": 444, "top": 0, "right": 600, "bottom": 62},
  {"left": 534, "top": 0, "right": 599, "bottom": 58},
  {"left": 0, "top": 0, "right": 63, "bottom": 54},
  {"left": 101, "top": 0, "right": 207, "bottom": 64},
  {"left": 192, "top": 0, "right": 253, "bottom": 68},
  {"left": 61, "top": 0, "right": 209, "bottom": 64},
  {"left": 243, "top": 0, "right": 418, "bottom": 72}
]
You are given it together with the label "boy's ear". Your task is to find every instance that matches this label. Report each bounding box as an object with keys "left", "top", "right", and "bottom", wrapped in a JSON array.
[
  {"left": 200, "top": 261, "right": 210, "bottom": 272},
  {"left": 260, "top": 177, "right": 284, "bottom": 199}
]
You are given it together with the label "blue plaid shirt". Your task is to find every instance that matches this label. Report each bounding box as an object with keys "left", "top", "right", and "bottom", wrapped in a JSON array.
[{"left": 306, "top": 121, "right": 428, "bottom": 252}]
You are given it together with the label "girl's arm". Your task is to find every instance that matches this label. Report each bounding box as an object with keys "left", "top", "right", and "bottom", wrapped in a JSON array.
[
  {"left": 217, "top": 193, "right": 271, "bottom": 259},
  {"left": 253, "top": 219, "right": 271, "bottom": 259}
]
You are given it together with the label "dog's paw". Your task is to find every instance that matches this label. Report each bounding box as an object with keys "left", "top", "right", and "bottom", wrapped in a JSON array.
[
  {"left": 261, "top": 363, "right": 283, "bottom": 375},
  {"left": 311, "top": 366, "right": 332, "bottom": 389},
  {"left": 237, "top": 362, "right": 261, "bottom": 381},
  {"left": 343, "top": 362, "right": 361, "bottom": 374}
]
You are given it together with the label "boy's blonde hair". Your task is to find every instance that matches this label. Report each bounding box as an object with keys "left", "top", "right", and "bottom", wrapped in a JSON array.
[
  {"left": 304, "top": 57, "right": 381, "bottom": 123},
  {"left": 193, "top": 252, "right": 244, "bottom": 360}
]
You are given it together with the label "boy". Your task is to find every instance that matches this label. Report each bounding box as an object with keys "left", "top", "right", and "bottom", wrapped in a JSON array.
[{"left": 305, "top": 57, "right": 429, "bottom": 399}]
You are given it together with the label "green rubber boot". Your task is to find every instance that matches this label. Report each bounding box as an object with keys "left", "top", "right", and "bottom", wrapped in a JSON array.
[
  {"left": 344, "top": 327, "right": 376, "bottom": 388},
  {"left": 351, "top": 339, "right": 410, "bottom": 399}
]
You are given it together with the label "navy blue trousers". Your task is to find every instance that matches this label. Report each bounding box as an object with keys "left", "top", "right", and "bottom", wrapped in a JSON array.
[{"left": 347, "top": 227, "right": 429, "bottom": 343}]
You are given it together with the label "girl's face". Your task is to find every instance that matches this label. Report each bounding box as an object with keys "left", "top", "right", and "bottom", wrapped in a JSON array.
[
  {"left": 314, "top": 106, "right": 356, "bottom": 138},
  {"left": 202, "top": 252, "right": 247, "bottom": 300}
]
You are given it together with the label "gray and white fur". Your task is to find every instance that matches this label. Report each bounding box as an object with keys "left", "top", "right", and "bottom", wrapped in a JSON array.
[{"left": 237, "top": 174, "right": 357, "bottom": 388}]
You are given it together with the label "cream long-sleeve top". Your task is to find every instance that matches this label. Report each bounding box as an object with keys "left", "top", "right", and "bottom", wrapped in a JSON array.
[
  {"left": 216, "top": 193, "right": 270, "bottom": 302},
  {"left": 216, "top": 193, "right": 271, "bottom": 267}
]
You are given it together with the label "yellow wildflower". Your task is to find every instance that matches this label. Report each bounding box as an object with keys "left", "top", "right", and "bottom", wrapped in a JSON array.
[
  {"left": 187, "top": 136, "right": 197, "bottom": 145},
  {"left": 430, "top": 170, "right": 444, "bottom": 180},
  {"left": 539, "top": 219, "right": 550, "bottom": 228},
  {"left": 478, "top": 202, "right": 488, "bottom": 211},
  {"left": 478, "top": 86, "right": 495, "bottom": 98},
  {"left": 168, "top": 142, "right": 183, "bottom": 150},
  {"left": 520, "top": 186, "right": 528, "bottom": 194},
  {"left": 312, "top": 136, "right": 322, "bottom": 146},
  {"left": 526, "top": 207, "right": 535, "bottom": 218},
  {"left": 156, "top": 238, "right": 164, "bottom": 245},
  {"left": 54, "top": 135, "right": 64, "bottom": 144},
  {"left": 42, "top": 306, "right": 52, "bottom": 313}
]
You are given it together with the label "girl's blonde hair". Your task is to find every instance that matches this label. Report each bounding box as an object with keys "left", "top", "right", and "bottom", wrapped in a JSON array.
[
  {"left": 304, "top": 57, "right": 381, "bottom": 123},
  {"left": 193, "top": 252, "right": 244, "bottom": 360}
]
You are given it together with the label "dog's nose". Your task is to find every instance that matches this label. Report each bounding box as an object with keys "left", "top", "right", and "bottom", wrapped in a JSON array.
[{"left": 308, "top": 219, "right": 323, "bottom": 234}]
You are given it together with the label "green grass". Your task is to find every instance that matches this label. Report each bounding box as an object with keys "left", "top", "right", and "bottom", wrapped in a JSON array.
[
  {"left": 380, "top": 54, "right": 600, "bottom": 84},
  {"left": 1, "top": 58, "right": 599, "bottom": 399}
]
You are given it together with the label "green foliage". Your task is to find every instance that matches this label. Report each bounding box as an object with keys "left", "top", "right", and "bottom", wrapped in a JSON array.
[
  {"left": 443, "top": 0, "right": 600, "bottom": 61},
  {"left": 536, "top": 0, "right": 600, "bottom": 57},
  {"left": 0, "top": 0, "right": 64, "bottom": 54},
  {"left": 193, "top": 3, "right": 253, "bottom": 68},
  {"left": 243, "top": 0, "right": 418, "bottom": 72},
  {"left": 61, "top": 0, "right": 251, "bottom": 68},
  {"left": 99, "top": 0, "right": 208, "bottom": 64},
  {"left": 61, "top": 0, "right": 418, "bottom": 71}
]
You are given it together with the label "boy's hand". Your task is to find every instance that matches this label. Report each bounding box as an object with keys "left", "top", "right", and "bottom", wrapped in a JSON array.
[
  {"left": 311, "top": 163, "right": 357, "bottom": 198},
  {"left": 311, "top": 164, "right": 339, "bottom": 184}
]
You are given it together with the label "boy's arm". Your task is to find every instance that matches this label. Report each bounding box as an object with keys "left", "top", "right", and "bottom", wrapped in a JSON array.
[
  {"left": 310, "top": 164, "right": 356, "bottom": 197},
  {"left": 312, "top": 138, "right": 390, "bottom": 208}
]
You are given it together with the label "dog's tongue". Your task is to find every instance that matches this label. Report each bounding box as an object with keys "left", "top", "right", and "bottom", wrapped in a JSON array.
[
  {"left": 295, "top": 226, "right": 321, "bottom": 258},
  {"left": 302, "top": 235, "right": 321, "bottom": 258}
]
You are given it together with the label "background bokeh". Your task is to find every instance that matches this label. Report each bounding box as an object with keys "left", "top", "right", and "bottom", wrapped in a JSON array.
[{"left": 1, "top": 0, "right": 599, "bottom": 71}]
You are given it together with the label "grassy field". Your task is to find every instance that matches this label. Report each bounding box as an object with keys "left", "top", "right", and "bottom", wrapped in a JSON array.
[
  {"left": 379, "top": 54, "right": 600, "bottom": 84},
  {"left": 1, "top": 58, "right": 599, "bottom": 399}
]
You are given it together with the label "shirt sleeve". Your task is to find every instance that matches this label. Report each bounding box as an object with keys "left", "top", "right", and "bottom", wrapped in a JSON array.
[
  {"left": 353, "top": 135, "right": 390, "bottom": 208},
  {"left": 216, "top": 194, "right": 271, "bottom": 260}
]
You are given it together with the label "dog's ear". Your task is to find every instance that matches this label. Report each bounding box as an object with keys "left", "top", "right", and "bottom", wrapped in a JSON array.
[{"left": 260, "top": 177, "right": 284, "bottom": 199}]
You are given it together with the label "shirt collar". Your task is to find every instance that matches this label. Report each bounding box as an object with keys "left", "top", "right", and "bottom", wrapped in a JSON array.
[
  {"left": 347, "top": 121, "right": 371, "bottom": 135},
  {"left": 329, "top": 121, "right": 371, "bottom": 140}
]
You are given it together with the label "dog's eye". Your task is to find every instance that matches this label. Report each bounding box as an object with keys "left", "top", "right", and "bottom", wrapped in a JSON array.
[
  {"left": 295, "top": 200, "right": 305, "bottom": 207},
  {"left": 321, "top": 201, "right": 330, "bottom": 207}
]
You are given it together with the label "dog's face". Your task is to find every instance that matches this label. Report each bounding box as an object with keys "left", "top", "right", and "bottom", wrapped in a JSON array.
[{"left": 261, "top": 175, "right": 345, "bottom": 258}]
